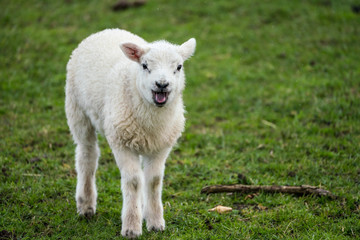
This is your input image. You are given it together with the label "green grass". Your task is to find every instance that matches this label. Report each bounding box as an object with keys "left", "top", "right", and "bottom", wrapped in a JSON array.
[{"left": 1, "top": 0, "right": 360, "bottom": 239}]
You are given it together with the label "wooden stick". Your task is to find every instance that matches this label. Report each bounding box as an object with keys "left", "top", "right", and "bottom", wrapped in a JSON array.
[{"left": 201, "top": 184, "right": 337, "bottom": 199}]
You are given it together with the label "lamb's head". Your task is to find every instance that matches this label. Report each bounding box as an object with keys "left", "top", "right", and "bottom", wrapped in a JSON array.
[{"left": 120, "top": 38, "right": 196, "bottom": 107}]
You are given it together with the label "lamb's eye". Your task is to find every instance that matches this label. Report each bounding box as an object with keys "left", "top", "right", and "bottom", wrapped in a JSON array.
[
  {"left": 177, "top": 65, "right": 182, "bottom": 71},
  {"left": 142, "top": 63, "right": 148, "bottom": 70}
]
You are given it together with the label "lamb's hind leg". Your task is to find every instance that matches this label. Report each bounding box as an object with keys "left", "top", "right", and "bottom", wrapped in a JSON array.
[
  {"left": 75, "top": 140, "right": 99, "bottom": 217},
  {"left": 66, "top": 97, "right": 99, "bottom": 217}
]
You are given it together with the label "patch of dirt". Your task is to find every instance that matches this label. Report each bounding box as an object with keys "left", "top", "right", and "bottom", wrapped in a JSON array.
[
  {"left": 204, "top": 219, "right": 213, "bottom": 230},
  {"left": 0, "top": 230, "right": 16, "bottom": 240},
  {"left": 352, "top": 5, "right": 360, "bottom": 14},
  {"left": 237, "top": 173, "right": 251, "bottom": 185},
  {"left": 287, "top": 171, "right": 297, "bottom": 177},
  {"left": 1, "top": 167, "right": 9, "bottom": 177},
  {"left": 112, "top": 0, "right": 146, "bottom": 11}
]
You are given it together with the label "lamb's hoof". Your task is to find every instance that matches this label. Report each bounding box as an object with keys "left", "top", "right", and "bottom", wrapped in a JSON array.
[
  {"left": 121, "top": 228, "right": 142, "bottom": 239},
  {"left": 148, "top": 225, "right": 165, "bottom": 232},
  {"left": 77, "top": 196, "right": 96, "bottom": 218},
  {"left": 146, "top": 219, "right": 165, "bottom": 232},
  {"left": 77, "top": 205, "right": 95, "bottom": 219},
  {"left": 83, "top": 207, "right": 95, "bottom": 219}
]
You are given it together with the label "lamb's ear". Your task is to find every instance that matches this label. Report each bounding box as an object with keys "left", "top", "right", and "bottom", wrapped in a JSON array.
[
  {"left": 178, "top": 38, "right": 196, "bottom": 61},
  {"left": 120, "top": 43, "right": 149, "bottom": 63}
]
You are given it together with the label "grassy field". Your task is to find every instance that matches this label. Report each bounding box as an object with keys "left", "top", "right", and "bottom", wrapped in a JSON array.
[{"left": 1, "top": 0, "right": 360, "bottom": 239}]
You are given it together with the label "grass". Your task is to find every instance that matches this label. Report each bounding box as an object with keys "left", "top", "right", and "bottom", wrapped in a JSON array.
[{"left": 1, "top": 0, "right": 360, "bottom": 239}]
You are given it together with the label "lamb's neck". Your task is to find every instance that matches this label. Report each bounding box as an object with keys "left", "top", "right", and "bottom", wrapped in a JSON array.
[
  {"left": 135, "top": 94, "right": 182, "bottom": 130},
  {"left": 132, "top": 91, "right": 178, "bottom": 128}
]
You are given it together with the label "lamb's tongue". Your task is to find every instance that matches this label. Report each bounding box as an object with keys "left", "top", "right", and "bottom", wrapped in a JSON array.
[{"left": 155, "top": 92, "right": 167, "bottom": 103}]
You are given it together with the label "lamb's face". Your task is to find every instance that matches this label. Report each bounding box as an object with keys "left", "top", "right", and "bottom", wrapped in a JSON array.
[
  {"left": 137, "top": 47, "right": 185, "bottom": 107},
  {"left": 120, "top": 39, "right": 196, "bottom": 107}
]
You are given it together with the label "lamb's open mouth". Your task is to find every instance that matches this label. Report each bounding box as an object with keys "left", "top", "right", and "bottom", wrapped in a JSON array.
[{"left": 152, "top": 90, "right": 170, "bottom": 107}]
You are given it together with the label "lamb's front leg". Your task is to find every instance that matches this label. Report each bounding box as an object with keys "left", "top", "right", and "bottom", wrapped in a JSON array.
[
  {"left": 142, "top": 148, "right": 171, "bottom": 232},
  {"left": 113, "top": 149, "right": 144, "bottom": 238}
]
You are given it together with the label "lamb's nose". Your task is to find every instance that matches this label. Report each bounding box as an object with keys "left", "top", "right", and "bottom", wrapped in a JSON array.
[{"left": 155, "top": 81, "right": 169, "bottom": 89}]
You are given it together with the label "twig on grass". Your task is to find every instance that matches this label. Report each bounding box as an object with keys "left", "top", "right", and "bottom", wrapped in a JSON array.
[{"left": 201, "top": 184, "right": 337, "bottom": 199}]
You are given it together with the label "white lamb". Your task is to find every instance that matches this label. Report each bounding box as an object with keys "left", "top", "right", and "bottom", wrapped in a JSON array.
[{"left": 65, "top": 29, "right": 196, "bottom": 238}]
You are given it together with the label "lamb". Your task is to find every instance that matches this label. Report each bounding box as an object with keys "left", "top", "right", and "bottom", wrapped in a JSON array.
[{"left": 65, "top": 29, "right": 196, "bottom": 238}]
